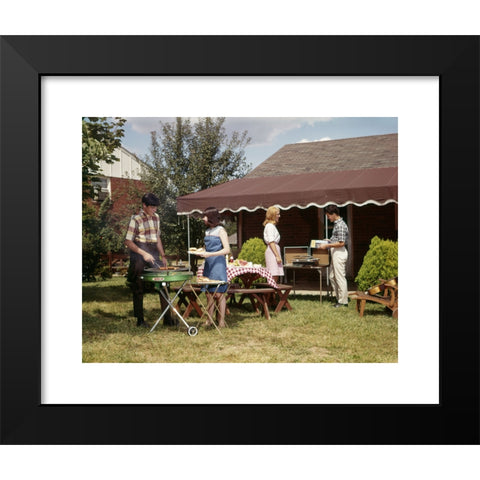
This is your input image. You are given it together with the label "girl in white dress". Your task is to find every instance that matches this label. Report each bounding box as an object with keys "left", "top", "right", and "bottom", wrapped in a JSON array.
[{"left": 263, "top": 206, "right": 284, "bottom": 282}]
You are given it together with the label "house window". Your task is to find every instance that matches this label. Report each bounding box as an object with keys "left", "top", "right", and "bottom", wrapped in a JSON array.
[{"left": 93, "top": 177, "right": 110, "bottom": 202}]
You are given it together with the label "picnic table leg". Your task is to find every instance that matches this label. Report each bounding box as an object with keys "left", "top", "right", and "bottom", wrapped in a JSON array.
[
  {"left": 176, "top": 291, "right": 189, "bottom": 310},
  {"left": 246, "top": 294, "right": 260, "bottom": 314},
  {"left": 274, "top": 289, "right": 293, "bottom": 313},
  {"left": 175, "top": 288, "right": 204, "bottom": 319},
  {"left": 184, "top": 292, "right": 204, "bottom": 318},
  {"left": 251, "top": 292, "right": 271, "bottom": 320},
  {"left": 261, "top": 297, "right": 271, "bottom": 320}
]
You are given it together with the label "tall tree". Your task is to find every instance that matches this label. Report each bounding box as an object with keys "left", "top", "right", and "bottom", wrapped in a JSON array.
[
  {"left": 82, "top": 117, "right": 126, "bottom": 201},
  {"left": 142, "top": 117, "right": 251, "bottom": 255},
  {"left": 82, "top": 116, "right": 126, "bottom": 279}
]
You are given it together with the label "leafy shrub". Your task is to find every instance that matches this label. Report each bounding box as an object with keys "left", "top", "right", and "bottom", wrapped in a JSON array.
[
  {"left": 99, "top": 266, "right": 113, "bottom": 280},
  {"left": 355, "top": 236, "right": 398, "bottom": 291},
  {"left": 238, "top": 237, "right": 266, "bottom": 266},
  {"left": 82, "top": 197, "right": 125, "bottom": 281}
]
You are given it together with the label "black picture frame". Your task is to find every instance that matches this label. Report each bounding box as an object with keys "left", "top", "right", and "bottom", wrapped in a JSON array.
[{"left": 1, "top": 35, "right": 478, "bottom": 445}]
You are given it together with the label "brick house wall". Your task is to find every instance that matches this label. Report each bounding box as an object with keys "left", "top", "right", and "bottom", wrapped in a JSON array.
[
  {"left": 109, "top": 177, "right": 146, "bottom": 218},
  {"left": 240, "top": 207, "right": 320, "bottom": 251},
  {"left": 350, "top": 203, "right": 397, "bottom": 276},
  {"left": 237, "top": 203, "right": 397, "bottom": 281}
]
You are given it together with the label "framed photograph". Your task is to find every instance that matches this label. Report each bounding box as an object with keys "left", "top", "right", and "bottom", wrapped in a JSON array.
[{"left": 1, "top": 36, "right": 478, "bottom": 444}]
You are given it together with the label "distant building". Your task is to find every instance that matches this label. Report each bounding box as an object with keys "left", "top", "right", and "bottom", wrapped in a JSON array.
[
  {"left": 91, "top": 146, "right": 148, "bottom": 269},
  {"left": 94, "top": 146, "right": 146, "bottom": 216}
]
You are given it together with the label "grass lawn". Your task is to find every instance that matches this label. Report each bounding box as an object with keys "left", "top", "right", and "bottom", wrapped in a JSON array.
[{"left": 82, "top": 276, "right": 397, "bottom": 363}]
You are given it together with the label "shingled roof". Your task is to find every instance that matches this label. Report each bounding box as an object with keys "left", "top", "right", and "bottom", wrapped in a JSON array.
[
  {"left": 177, "top": 133, "right": 398, "bottom": 215},
  {"left": 246, "top": 133, "right": 397, "bottom": 178}
]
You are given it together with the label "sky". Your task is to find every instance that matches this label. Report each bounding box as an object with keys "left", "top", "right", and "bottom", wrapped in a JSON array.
[{"left": 120, "top": 117, "right": 398, "bottom": 171}]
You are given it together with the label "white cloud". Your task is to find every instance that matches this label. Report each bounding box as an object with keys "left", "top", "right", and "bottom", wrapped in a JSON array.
[
  {"left": 125, "top": 117, "right": 172, "bottom": 134},
  {"left": 296, "top": 136, "right": 331, "bottom": 143},
  {"left": 225, "top": 117, "right": 333, "bottom": 147},
  {"left": 124, "top": 116, "right": 334, "bottom": 149}
]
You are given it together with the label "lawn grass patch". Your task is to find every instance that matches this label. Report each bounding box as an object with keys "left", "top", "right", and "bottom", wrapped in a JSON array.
[{"left": 82, "top": 277, "right": 397, "bottom": 363}]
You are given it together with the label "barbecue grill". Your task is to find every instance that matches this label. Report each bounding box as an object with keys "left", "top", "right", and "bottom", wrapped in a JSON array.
[
  {"left": 285, "top": 253, "right": 330, "bottom": 302},
  {"left": 141, "top": 266, "right": 193, "bottom": 283},
  {"left": 292, "top": 256, "right": 319, "bottom": 266},
  {"left": 140, "top": 267, "right": 196, "bottom": 335}
]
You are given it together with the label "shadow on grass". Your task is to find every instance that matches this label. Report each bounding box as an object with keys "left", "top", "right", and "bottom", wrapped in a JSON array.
[
  {"left": 83, "top": 311, "right": 129, "bottom": 330},
  {"left": 91, "top": 309, "right": 127, "bottom": 319},
  {"left": 289, "top": 294, "right": 337, "bottom": 304},
  {"left": 169, "top": 306, "right": 251, "bottom": 331},
  {"left": 353, "top": 307, "right": 396, "bottom": 318},
  {"left": 82, "top": 283, "right": 131, "bottom": 303}
]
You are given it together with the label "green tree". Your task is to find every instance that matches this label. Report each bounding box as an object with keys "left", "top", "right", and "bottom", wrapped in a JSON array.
[
  {"left": 82, "top": 117, "right": 126, "bottom": 201},
  {"left": 82, "top": 117, "right": 126, "bottom": 279},
  {"left": 142, "top": 117, "right": 251, "bottom": 256},
  {"left": 82, "top": 199, "right": 116, "bottom": 281}
]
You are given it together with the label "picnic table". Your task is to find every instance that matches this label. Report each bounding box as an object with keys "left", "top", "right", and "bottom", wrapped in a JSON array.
[{"left": 183, "top": 265, "right": 293, "bottom": 320}]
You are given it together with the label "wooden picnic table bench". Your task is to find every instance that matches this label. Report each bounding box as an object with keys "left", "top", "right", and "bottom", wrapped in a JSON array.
[
  {"left": 350, "top": 278, "right": 398, "bottom": 318},
  {"left": 253, "top": 282, "right": 293, "bottom": 313},
  {"left": 226, "top": 285, "right": 276, "bottom": 320}
]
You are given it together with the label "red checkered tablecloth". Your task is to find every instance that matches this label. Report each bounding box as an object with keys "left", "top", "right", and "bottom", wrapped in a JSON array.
[{"left": 196, "top": 265, "right": 278, "bottom": 288}]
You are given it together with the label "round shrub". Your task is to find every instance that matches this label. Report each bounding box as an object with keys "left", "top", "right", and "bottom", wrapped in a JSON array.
[
  {"left": 238, "top": 237, "right": 266, "bottom": 266},
  {"left": 355, "top": 236, "right": 398, "bottom": 291}
]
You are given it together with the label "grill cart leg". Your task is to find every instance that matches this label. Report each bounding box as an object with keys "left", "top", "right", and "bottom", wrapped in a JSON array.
[
  {"left": 187, "top": 326, "right": 198, "bottom": 336},
  {"left": 149, "top": 280, "right": 196, "bottom": 334}
]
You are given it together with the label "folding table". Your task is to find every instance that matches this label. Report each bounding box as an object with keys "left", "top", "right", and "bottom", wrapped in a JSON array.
[{"left": 187, "top": 279, "right": 230, "bottom": 333}]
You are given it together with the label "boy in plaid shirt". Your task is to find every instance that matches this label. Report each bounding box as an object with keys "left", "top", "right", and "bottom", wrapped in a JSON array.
[
  {"left": 319, "top": 205, "right": 350, "bottom": 308},
  {"left": 125, "top": 193, "right": 172, "bottom": 327}
]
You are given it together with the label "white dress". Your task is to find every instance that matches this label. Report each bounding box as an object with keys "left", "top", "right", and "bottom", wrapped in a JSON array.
[{"left": 263, "top": 223, "right": 284, "bottom": 276}]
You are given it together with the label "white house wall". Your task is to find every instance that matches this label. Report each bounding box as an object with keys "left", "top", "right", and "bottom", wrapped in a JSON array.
[{"left": 99, "top": 147, "right": 143, "bottom": 180}]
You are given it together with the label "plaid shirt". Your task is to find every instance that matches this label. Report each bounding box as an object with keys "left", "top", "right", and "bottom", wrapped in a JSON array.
[
  {"left": 125, "top": 210, "right": 160, "bottom": 244},
  {"left": 330, "top": 217, "right": 349, "bottom": 245}
]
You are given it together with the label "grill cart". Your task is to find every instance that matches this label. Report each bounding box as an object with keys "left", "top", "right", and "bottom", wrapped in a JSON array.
[{"left": 140, "top": 267, "right": 197, "bottom": 336}]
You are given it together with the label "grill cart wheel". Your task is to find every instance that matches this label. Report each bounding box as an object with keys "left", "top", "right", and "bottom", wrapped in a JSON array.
[{"left": 188, "top": 326, "right": 198, "bottom": 337}]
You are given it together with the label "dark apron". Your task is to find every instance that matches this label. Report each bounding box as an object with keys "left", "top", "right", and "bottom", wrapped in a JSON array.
[{"left": 127, "top": 242, "right": 173, "bottom": 324}]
